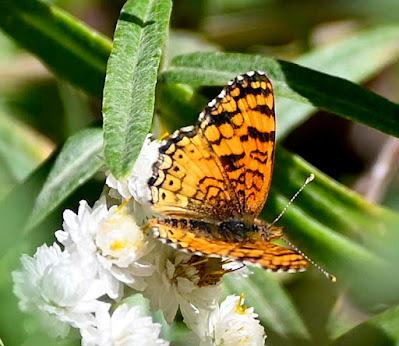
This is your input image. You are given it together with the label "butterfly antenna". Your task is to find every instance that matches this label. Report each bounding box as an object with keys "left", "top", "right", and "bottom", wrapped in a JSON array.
[
  {"left": 269, "top": 173, "right": 336, "bottom": 281},
  {"left": 281, "top": 236, "right": 336, "bottom": 282},
  {"left": 270, "top": 174, "right": 315, "bottom": 227}
]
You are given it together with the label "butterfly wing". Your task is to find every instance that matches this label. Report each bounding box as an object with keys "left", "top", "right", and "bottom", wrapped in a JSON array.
[
  {"left": 148, "top": 71, "right": 275, "bottom": 219},
  {"left": 199, "top": 71, "right": 276, "bottom": 217},
  {"left": 150, "top": 218, "right": 308, "bottom": 272},
  {"left": 148, "top": 125, "right": 242, "bottom": 219}
]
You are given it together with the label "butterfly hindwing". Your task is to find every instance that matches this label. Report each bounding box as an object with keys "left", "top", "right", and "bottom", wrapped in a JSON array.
[{"left": 150, "top": 218, "right": 308, "bottom": 272}]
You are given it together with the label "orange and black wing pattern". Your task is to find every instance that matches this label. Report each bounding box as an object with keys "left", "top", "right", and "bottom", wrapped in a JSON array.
[
  {"left": 199, "top": 71, "right": 276, "bottom": 217},
  {"left": 148, "top": 71, "right": 275, "bottom": 219},
  {"left": 147, "top": 71, "right": 307, "bottom": 273},
  {"left": 150, "top": 218, "right": 308, "bottom": 272},
  {"left": 147, "top": 124, "right": 241, "bottom": 220}
]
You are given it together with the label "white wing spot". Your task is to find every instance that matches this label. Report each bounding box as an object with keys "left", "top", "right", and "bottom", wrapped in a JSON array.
[
  {"left": 180, "top": 125, "right": 195, "bottom": 132},
  {"left": 208, "top": 99, "right": 217, "bottom": 107},
  {"left": 218, "top": 90, "right": 226, "bottom": 99}
]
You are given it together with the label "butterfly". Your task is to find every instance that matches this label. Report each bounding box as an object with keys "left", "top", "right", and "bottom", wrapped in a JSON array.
[{"left": 147, "top": 71, "right": 308, "bottom": 273}]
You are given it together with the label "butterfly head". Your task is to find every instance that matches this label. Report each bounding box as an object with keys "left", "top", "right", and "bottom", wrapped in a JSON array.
[{"left": 254, "top": 218, "right": 283, "bottom": 240}]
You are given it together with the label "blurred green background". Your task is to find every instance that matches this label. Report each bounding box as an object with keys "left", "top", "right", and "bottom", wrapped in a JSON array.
[{"left": 1, "top": 0, "right": 399, "bottom": 345}]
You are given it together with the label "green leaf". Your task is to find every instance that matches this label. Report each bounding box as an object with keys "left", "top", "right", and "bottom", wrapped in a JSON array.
[
  {"left": 0, "top": 0, "right": 111, "bottom": 96},
  {"left": 271, "top": 148, "right": 391, "bottom": 243},
  {"left": 0, "top": 112, "right": 52, "bottom": 182},
  {"left": 156, "top": 83, "right": 207, "bottom": 130},
  {"left": 26, "top": 128, "right": 103, "bottom": 230},
  {"left": 103, "top": 0, "right": 172, "bottom": 178},
  {"left": 0, "top": 155, "right": 55, "bottom": 258},
  {"left": 161, "top": 51, "right": 399, "bottom": 138},
  {"left": 278, "top": 25, "right": 399, "bottom": 138},
  {"left": 223, "top": 269, "right": 310, "bottom": 340},
  {"left": 333, "top": 304, "right": 399, "bottom": 345}
]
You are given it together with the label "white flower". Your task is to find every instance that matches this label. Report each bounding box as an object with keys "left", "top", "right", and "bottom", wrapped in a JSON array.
[
  {"left": 80, "top": 303, "right": 169, "bottom": 346},
  {"left": 143, "top": 243, "right": 221, "bottom": 332},
  {"left": 56, "top": 198, "right": 154, "bottom": 300},
  {"left": 12, "top": 243, "right": 108, "bottom": 337},
  {"left": 106, "top": 134, "right": 160, "bottom": 204},
  {"left": 200, "top": 295, "right": 266, "bottom": 346}
]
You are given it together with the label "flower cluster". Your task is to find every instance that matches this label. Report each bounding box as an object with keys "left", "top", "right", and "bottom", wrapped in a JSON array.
[{"left": 12, "top": 136, "right": 267, "bottom": 345}]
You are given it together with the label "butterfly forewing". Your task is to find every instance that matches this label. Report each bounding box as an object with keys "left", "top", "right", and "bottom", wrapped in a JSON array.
[{"left": 199, "top": 71, "right": 276, "bottom": 217}]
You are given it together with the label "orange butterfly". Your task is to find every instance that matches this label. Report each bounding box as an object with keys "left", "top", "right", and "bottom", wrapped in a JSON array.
[{"left": 147, "top": 71, "right": 308, "bottom": 273}]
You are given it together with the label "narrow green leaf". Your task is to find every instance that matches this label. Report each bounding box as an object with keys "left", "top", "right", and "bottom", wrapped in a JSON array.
[
  {"left": 0, "top": 155, "right": 55, "bottom": 258},
  {"left": 223, "top": 269, "right": 310, "bottom": 340},
  {"left": 103, "top": 0, "right": 172, "bottom": 178},
  {"left": 278, "top": 25, "right": 399, "bottom": 138},
  {"left": 333, "top": 304, "right": 399, "bottom": 345},
  {"left": 0, "top": 112, "right": 52, "bottom": 181},
  {"left": 26, "top": 128, "right": 103, "bottom": 230},
  {"left": 271, "top": 148, "right": 392, "bottom": 242},
  {"left": 161, "top": 51, "right": 399, "bottom": 138},
  {"left": 0, "top": 0, "right": 111, "bottom": 96}
]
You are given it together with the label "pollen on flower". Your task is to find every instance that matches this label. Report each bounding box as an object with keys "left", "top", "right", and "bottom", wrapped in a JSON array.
[
  {"left": 97, "top": 206, "right": 145, "bottom": 257},
  {"left": 110, "top": 239, "right": 129, "bottom": 251},
  {"left": 235, "top": 293, "right": 248, "bottom": 315},
  {"left": 56, "top": 198, "right": 154, "bottom": 299},
  {"left": 200, "top": 295, "right": 266, "bottom": 345}
]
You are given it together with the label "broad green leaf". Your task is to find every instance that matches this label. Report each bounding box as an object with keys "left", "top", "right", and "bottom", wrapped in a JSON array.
[
  {"left": 161, "top": 51, "right": 399, "bottom": 139},
  {"left": 27, "top": 128, "right": 103, "bottom": 230},
  {"left": 333, "top": 304, "right": 399, "bottom": 345},
  {"left": 223, "top": 269, "right": 310, "bottom": 340},
  {"left": 103, "top": 0, "right": 172, "bottom": 178},
  {"left": 0, "top": 0, "right": 111, "bottom": 96}
]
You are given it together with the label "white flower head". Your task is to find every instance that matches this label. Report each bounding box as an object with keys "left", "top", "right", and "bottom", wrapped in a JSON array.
[
  {"left": 106, "top": 134, "right": 161, "bottom": 204},
  {"left": 12, "top": 243, "right": 108, "bottom": 337},
  {"left": 81, "top": 303, "right": 169, "bottom": 346},
  {"left": 201, "top": 295, "right": 266, "bottom": 346},
  {"left": 143, "top": 243, "right": 222, "bottom": 332},
  {"left": 56, "top": 198, "right": 154, "bottom": 299}
]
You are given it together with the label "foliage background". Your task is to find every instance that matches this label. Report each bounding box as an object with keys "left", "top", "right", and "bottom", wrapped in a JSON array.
[{"left": 1, "top": 0, "right": 399, "bottom": 345}]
